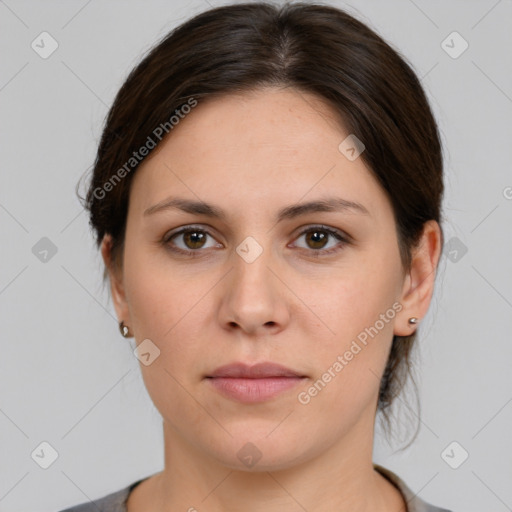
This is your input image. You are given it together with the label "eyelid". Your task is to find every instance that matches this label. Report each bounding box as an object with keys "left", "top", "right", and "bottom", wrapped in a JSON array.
[{"left": 293, "top": 224, "right": 352, "bottom": 243}]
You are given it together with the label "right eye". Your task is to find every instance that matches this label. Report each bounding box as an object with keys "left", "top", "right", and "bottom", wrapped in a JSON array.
[{"left": 163, "top": 226, "right": 222, "bottom": 255}]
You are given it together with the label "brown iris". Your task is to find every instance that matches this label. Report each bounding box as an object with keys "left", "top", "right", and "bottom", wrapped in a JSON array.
[
  {"left": 305, "top": 230, "right": 328, "bottom": 249},
  {"left": 183, "top": 230, "right": 207, "bottom": 249}
]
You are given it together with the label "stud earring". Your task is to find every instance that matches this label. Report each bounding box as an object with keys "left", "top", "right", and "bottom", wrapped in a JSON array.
[
  {"left": 119, "top": 321, "right": 130, "bottom": 338},
  {"left": 408, "top": 317, "right": 419, "bottom": 325}
]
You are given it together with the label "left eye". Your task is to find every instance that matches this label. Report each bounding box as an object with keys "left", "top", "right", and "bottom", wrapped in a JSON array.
[{"left": 291, "top": 226, "right": 347, "bottom": 253}]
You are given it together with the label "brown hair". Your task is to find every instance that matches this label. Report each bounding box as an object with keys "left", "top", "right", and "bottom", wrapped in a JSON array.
[{"left": 79, "top": 1, "right": 444, "bottom": 446}]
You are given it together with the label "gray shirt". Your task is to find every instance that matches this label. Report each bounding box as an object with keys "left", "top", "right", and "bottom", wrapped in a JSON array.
[{"left": 58, "top": 464, "right": 452, "bottom": 512}]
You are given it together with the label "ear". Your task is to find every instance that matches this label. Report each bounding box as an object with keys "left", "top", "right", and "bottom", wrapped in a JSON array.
[
  {"left": 394, "top": 220, "right": 442, "bottom": 336},
  {"left": 100, "top": 234, "right": 131, "bottom": 330}
]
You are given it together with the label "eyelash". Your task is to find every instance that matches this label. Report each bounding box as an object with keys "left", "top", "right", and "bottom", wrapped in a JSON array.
[{"left": 162, "top": 224, "right": 350, "bottom": 258}]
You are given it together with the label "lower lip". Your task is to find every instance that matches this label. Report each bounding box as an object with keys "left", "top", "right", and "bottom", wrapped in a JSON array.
[{"left": 206, "top": 377, "right": 305, "bottom": 403}]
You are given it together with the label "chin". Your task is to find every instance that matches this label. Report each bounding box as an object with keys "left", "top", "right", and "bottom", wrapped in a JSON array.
[{"left": 204, "top": 432, "right": 315, "bottom": 473}]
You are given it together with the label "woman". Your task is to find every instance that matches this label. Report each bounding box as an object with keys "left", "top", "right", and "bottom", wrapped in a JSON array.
[{"left": 61, "top": 2, "right": 451, "bottom": 511}]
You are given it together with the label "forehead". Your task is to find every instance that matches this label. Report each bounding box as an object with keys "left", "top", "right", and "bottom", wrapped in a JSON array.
[
  {"left": 129, "top": 87, "right": 389, "bottom": 220},
  {"left": 172, "top": 86, "right": 347, "bottom": 147}
]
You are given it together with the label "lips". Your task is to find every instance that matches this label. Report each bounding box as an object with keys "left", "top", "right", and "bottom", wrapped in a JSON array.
[
  {"left": 205, "top": 362, "right": 307, "bottom": 403},
  {"left": 207, "top": 362, "right": 306, "bottom": 379}
]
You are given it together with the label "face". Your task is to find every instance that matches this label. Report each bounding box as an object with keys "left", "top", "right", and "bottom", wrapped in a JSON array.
[{"left": 104, "top": 87, "right": 436, "bottom": 471}]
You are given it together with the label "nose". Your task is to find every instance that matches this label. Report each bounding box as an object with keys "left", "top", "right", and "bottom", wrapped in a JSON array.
[{"left": 217, "top": 244, "right": 290, "bottom": 336}]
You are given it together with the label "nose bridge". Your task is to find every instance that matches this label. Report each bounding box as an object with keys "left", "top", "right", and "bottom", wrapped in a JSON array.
[
  {"left": 219, "top": 234, "right": 288, "bottom": 334},
  {"left": 231, "top": 234, "right": 276, "bottom": 303}
]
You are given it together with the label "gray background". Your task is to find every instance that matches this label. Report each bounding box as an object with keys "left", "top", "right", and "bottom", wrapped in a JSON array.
[{"left": 1, "top": 0, "right": 511, "bottom": 511}]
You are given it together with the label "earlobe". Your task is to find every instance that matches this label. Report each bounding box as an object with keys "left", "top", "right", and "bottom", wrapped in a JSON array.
[{"left": 394, "top": 220, "right": 442, "bottom": 337}]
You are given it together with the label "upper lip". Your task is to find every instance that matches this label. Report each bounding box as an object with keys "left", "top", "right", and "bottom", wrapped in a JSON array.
[{"left": 207, "top": 362, "right": 306, "bottom": 379}]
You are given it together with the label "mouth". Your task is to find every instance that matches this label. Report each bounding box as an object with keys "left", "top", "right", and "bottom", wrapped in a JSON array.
[{"left": 205, "top": 362, "right": 308, "bottom": 403}]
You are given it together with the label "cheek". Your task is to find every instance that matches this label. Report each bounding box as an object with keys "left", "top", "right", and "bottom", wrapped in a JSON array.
[
  {"left": 127, "top": 272, "right": 210, "bottom": 345},
  {"left": 293, "top": 254, "right": 401, "bottom": 408},
  {"left": 118, "top": 228, "right": 226, "bottom": 431},
  {"left": 124, "top": 236, "right": 183, "bottom": 317},
  {"left": 296, "top": 302, "right": 395, "bottom": 434},
  {"left": 302, "top": 254, "right": 401, "bottom": 344},
  {"left": 123, "top": 254, "right": 215, "bottom": 424}
]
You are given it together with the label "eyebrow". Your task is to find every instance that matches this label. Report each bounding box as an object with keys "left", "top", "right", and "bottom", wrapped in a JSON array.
[{"left": 143, "top": 195, "right": 371, "bottom": 221}]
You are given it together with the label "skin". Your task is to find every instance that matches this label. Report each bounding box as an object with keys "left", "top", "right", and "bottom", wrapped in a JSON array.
[{"left": 101, "top": 86, "right": 442, "bottom": 512}]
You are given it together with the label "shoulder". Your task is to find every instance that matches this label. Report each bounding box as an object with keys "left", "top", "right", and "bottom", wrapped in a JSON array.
[
  {"left": 57, "top": 479, "right": 146, "bottom": 512},
  {"left": 374, "top": 463, "right": 453, "bottom": 512}
]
